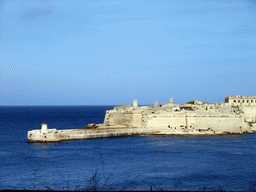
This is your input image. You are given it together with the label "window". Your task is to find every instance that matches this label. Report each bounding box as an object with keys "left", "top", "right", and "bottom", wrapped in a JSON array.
[
  {"left": 234, "top": 100, "right": 236, "bottom": 103},
  {"left": 238, "top": 100, "right": 240, "bottom": 103}
]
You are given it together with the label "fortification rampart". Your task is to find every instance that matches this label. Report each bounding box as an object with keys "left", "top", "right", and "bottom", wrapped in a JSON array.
[
  {"left": 103, "top": 95, "right": 256, "bottom": 134},
  {"left": 147, "top": 112, "right": 243, "bottom": 133}
]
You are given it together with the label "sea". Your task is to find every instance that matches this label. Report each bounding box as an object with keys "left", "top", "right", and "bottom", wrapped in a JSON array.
[{"left": 0, "top": 106, "right": 256, "bottom": 191}]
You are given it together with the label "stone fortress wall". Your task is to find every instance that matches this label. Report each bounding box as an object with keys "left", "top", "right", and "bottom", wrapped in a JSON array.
[{"left": 104, "top": 95, "right": 256, "bottom": 134}]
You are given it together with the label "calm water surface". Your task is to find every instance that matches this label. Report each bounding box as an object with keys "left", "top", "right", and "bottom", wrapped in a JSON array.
[{"left": 0, "top": 106, "right": 256, "bottom": 191}]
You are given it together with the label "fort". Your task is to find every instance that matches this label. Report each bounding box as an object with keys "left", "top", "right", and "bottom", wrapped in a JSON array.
[{"left": 27, "top": 95, "right": 256, "bottom": 142}]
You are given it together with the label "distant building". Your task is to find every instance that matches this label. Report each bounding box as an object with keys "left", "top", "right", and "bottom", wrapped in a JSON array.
[{"left": 225, "top": 95, "right": 256, "bottom": 106}]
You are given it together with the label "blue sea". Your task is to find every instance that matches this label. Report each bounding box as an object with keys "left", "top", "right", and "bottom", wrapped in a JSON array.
[{"left": 1, "top": 106, "right": 256, "bottom": 191}]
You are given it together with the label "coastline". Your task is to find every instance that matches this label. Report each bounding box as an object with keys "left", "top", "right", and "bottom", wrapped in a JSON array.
[{"left": 27, "top": 95, "right": 256, "bottom": 143}]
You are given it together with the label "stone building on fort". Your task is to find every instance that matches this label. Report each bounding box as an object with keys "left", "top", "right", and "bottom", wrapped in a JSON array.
[{"left": 225, "top": 95, "right": 256, "bottom": 106}]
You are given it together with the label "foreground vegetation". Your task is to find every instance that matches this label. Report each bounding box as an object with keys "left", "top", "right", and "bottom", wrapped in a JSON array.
[{"left": 3, "top": 167, "right": 256, "bottom": 191}]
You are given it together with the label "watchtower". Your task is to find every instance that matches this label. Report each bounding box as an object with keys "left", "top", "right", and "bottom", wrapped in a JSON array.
[{"left": 133, "top": 99, "right": 138, "bottom": 107}]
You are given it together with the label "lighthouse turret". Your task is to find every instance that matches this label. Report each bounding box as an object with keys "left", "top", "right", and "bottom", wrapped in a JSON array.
[{"left": 41, "top": 121, "right": 48, "bottom": 133}]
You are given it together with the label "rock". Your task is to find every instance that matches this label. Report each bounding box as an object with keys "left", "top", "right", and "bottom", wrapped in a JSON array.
[{"left": 86, "top": 123, "right": 97, "bottom": 129}]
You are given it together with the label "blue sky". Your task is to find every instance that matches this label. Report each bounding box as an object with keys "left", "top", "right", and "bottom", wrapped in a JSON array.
[{"left": 0, "top": 0, "right": 255, "bottom": 105}]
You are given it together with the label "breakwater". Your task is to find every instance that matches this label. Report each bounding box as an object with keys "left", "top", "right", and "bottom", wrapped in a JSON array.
[{"left": 27, "top": 123, "right": 256, "bottom": 143}]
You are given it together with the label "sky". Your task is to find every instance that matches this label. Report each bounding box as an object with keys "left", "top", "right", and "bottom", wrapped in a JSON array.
[{"left": 0, "top": 0, "right": 255, "bottom": 105}]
